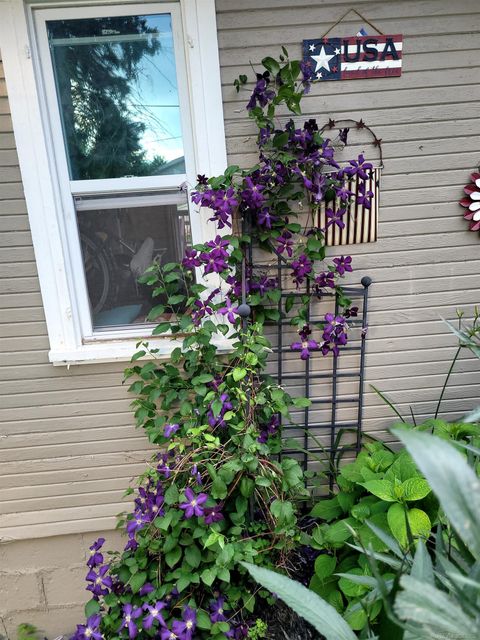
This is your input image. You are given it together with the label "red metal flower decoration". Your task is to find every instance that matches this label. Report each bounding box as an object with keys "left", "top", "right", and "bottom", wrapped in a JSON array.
[{"left": 459, "top": 172, "right": 480, "bottom": 232}]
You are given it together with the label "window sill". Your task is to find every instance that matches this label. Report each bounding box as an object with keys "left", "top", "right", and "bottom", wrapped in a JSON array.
[{"left": 49, "top": 335, "right": 234, "bottom": 366}]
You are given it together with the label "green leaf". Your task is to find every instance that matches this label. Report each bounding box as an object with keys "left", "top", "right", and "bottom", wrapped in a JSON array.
[
  {"left": 310, "top": 497, "right": 342, "bottom": 522},
  {"left": 262, "top": 56, "right": 280, "bottom": 76},
  {"left": 393, "top": 428, "right": 480, "bottom": 560},
  {"left": 166, "top": 546, "right": 182, "bottom": 568},
  {"left": 401, "top": 477, "right": 431, "bottom": 501},
  {"left": 196, "top": 609, "right": 212, "bottom": 630},
  {"left": 273, "top": 131, "right": 289, "bottom": 148},
  {"left": 232, "top": 367, "right": 247, "bottom": 382},
  {"left": 338, "top": 568, "right": 370, "bottom": 598},
  {"left": 361, "top": 479, "right": 396, "bottom": 502},
  {"left": 201, "top": 567, "right": 217, "bottom": 586},
  {"left": 387, "top": 503, "right": 431, "bottom": 547},
  {"left": 129, "top": 571, "right": 147, "bottom": 593},
  {"left": 185, "top": 544, "right": 201, "bottom": 569},
  {"left": 241, "top": 562, "right": 357, "bottom": 640},
  {"left": 292, "top": 397, "right": 312, "bottom": 408},
  {"left": 395, "top": 575, "right": 478, "bottom": 637},
  {"left": 314, "top": 555, "right": 336, "bottom": 581},
  {"left": 212, "top": 476, "right": 228, "bottom": 500},
  {"left": 85, "top": 598, "right": 101, "bottom": 618}
]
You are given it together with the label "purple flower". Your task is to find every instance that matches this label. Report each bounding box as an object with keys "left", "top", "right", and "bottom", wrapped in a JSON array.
[
  {"left": 179, "top": 487, "right": 208, "bottom": 518},
  {"left": 197, "top": 174, "right": 209, "bottom": 185},
  {"left": 143, "top": 601, "right": 167, "bottom": 630},
  {"left": 325, "top": 208, "right": 347, "bottom": 230},
  {"left": 218, "top": 297, "right": 239, "bottom": 324},
  {"left": 340, "top": 154, "right": 373, "bottom": 180},
  {"left": 241, "top": 176, "right": 266, "bottom": 209},
  {"left": 204, "top": 503, "right": 224, "bottom": 525},
  {"left": 119, "top": 604, "right": 142, "bottom": 639},
  {"left": 300, "top": 60, "right": 314, "bottom": 94},
  {"left": 73, "top": 614, "right": 103, "bottom": 640},
  {"left": 201, "top": 249, "right": 229, "bottom": 275},
  {"left": 257, "top": 414, "right": 280, "bottom": 443},
  {"left": 291, "top": 325, "right": 318, "bottom": 360},
  {"left": 86, "top": 564, "right": 112, "bottom": 598},
  {"left": 275, "top": 230, "right": 294, "bottom": 258},
  {"left": 126, "top": 512, "right": 150, "bottom": 536},
  {"left": 332, "top": 255, "right": 353, "bottom": 276},
  {"left": 86, "top": 538, "right": 105, "bottom": 568},
  {"left": 257, "top": 207, "right": 276, "bottom": 229},
  {"left": 291, "top": 254, "right": 312, "bottom": 286},
  {"left": 344, "top": 306, "right": 358, "bottom": 319},
  {"left": 172, "top": 607, "right": 197, "bottom": 640},
  {"left": 321, "top": 313, "right": 348, "bottom": 356},
  {"left": 139, "top": 582, "right": 155, "bottom": 596},
  {"left": 160, "top": 629, "right": 179, "bottom": 640},
  {"left": 182, "top": 248, "right": 201, "bottom": 270},
  {"left": 164, "top": 423, "right": 180, "bottom": 438},
  {"left": 210, "top": 596, "right": 227, "bottom": 623},
  {"left": 247, "top": 72, "right": 275, "bottom": 111},
  {"left": 334, "top": 183, "right": 354, "bottom": 202},
  {"left": 207, "top": 392, "right": 233, "bottom": 429},
  {"left": 357, "top": 180, "right": 374, "bottom": 209},
  {"left": 315, "top": 271, "right": 335, "bottom": 289}
]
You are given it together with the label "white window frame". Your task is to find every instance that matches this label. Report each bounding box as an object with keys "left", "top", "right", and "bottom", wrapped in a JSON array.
[{"left": 0, "top": 0, "right": 228, "bottom": 365}]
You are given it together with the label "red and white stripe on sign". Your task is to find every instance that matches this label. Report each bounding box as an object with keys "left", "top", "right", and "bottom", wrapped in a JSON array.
[{"left": 341, "top": 34, "right": 403, "bottom": 79}]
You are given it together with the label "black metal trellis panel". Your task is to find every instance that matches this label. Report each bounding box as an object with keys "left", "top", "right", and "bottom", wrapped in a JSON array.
[{"left": 245, "top": 250, "right": 371, "bottom": 493}]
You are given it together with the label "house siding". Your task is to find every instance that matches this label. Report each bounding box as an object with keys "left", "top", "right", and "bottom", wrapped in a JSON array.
[{"left": 0, "top": 0, "right": 478, "bottom": 550}]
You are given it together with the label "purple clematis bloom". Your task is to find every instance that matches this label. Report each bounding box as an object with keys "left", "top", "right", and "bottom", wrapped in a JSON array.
[
  {"left": 315, "top": 271, "right": 335, "bottom": 289},
  {"left": 160, "top": 629, "right": 179, "bottom": 640},
  {"left": 340, "top": 153, "right": 373, "bottom": 180},
  {"left": 143, "top": 601, "right": 167, "bottom": 630},
  {"left": 257, "top": 207, "right": 276, "bottom": 229},
  {"left": 218, "top": 297, "right": 239, "bottom": 324},
  {"left": 179, "top": 487, "right": 208, "bottom": 518},
  {"left": 182, "top": 248, "right": 201, "bottom": 270},
  {"left": 86, "top": 564, "right": 112, "bottom": 598},
  {"left": 74, "top": 614, "right": 103, "bottom": 640},
  {"left": 126, "top": 512, "right": 150, "bottom": 537},
  {"left": 275, "top": 230, "right": 294, "bottom": 258},
  {"left": 357, "top": 180, "right": 374, "bottom": 209},
  {"left": 87, "top": 538, "right": 105, "bottom": 568},
  {"left": 325, "top": 207, "right": 347, "bottom": 230},
  {"left": 172, "top": 607, "right": 197, "bottom": 640},
  {"left": 246, "top": 72, "right": 275, "bottom": 111},
  {"left": 204, "top": 503, "right": 224, "bottom": 525},
  {"left": 291, "top": 253, "right": 312, "bottom": 286},
  {"left": 332, "top": 255, "right": 353, "bottom": 276},
  {"left": 139, "top": 582, "right": 155, "bottom": 596},
  {"left": 119, "top": 604, "right": 142, "bottom": 639},
  {"left": 210, "top": 596, "right": 227, "bottom": 623},
  {"left": 164, "top": 423, "right": 180, "bottom": 438},
  {"left": 291, "top": 325, "right": 318, "bottom": 360},
  {"left": 344, "top": 306, "right": 358, "bottom": 319},
  {"left": 241, "top": 176, "right": 266, "bottom": 209}
]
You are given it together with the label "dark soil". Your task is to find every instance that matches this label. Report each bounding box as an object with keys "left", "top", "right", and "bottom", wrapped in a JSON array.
[{"left": 262, "top": 600, "right": 323, "bottom": 640}]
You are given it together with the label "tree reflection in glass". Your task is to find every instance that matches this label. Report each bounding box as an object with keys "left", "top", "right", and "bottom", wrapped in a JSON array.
[{"left": 47, "top": 14, "right": 185, "bottom": 180}]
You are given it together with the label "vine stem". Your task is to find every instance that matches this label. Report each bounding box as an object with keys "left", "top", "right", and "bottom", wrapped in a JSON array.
[{"left": 434, "top": 345, "right": 462, "bottom": 419}]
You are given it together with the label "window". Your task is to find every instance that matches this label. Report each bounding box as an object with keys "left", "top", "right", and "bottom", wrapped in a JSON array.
[{"left": 0, "top": 0, "right": 227, "bottom": 363}]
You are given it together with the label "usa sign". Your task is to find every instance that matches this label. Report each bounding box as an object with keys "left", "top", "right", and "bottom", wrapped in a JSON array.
[{"left": 303, "top": 35, "right": 403, "bottom": 81}]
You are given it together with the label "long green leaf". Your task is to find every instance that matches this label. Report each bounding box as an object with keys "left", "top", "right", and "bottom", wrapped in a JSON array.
[
  {"left": 394, "top": 575, "right": 478, "bottom": 637},
  {"left": 393, "top": 428, "right": 480, "bottom": 560},
  {"left": 240, "top": 562, "right": 357, "bottom": 640}
]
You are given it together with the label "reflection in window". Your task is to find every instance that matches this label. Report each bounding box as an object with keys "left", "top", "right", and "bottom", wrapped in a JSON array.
[
  {"left": 75, "top": 192, "right": 190, "bottom": 329},
  {"left": 47, "top": 14, "right": 185, "bottom": 180}
]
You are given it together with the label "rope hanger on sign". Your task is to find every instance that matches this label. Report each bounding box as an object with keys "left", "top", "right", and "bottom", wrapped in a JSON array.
[{"left": 321, "top": 8, "right": 385, "bottom": 38}]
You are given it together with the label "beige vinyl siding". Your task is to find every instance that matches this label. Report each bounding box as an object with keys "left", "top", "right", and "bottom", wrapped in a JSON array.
[{"left": 1, "top": 0, "right": 480, "bottom": 540}]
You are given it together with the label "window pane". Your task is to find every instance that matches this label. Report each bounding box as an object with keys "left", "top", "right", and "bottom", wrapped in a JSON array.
[
  {"left": 47, "top": 14, "right": 185, "bottom": 180},
  {"left": 75, "top": 192, "right": 190, "bottom": 329}
]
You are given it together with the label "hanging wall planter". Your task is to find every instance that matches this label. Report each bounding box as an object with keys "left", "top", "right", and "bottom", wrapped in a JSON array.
[
  {"left": 317, "top": 118, "right": 382, "bottom": 246},
  {"left": 459, "top": 171, "right": 480, "bottom": 233}
]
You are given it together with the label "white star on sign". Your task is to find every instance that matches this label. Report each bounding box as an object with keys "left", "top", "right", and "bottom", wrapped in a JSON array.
[
  {"left": 316, "top": 72, "right": 323, "bottom": 79},
  {"left": 309, "top": 43, "right": 316, "bottom": 52},
  {"left": 311, "top": 45, "right": 336, "bottom": 72},
  {"left": 334, "top": 47, "right": 341, "bottom": 55}
]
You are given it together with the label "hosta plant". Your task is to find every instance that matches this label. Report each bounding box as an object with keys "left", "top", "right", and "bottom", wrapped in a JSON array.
[
  {"left": 305, "top": 420, "right": 480, "bottom": 636},
  {"left": 362, "top": 427, "right": 480, "bottom": 639}
]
